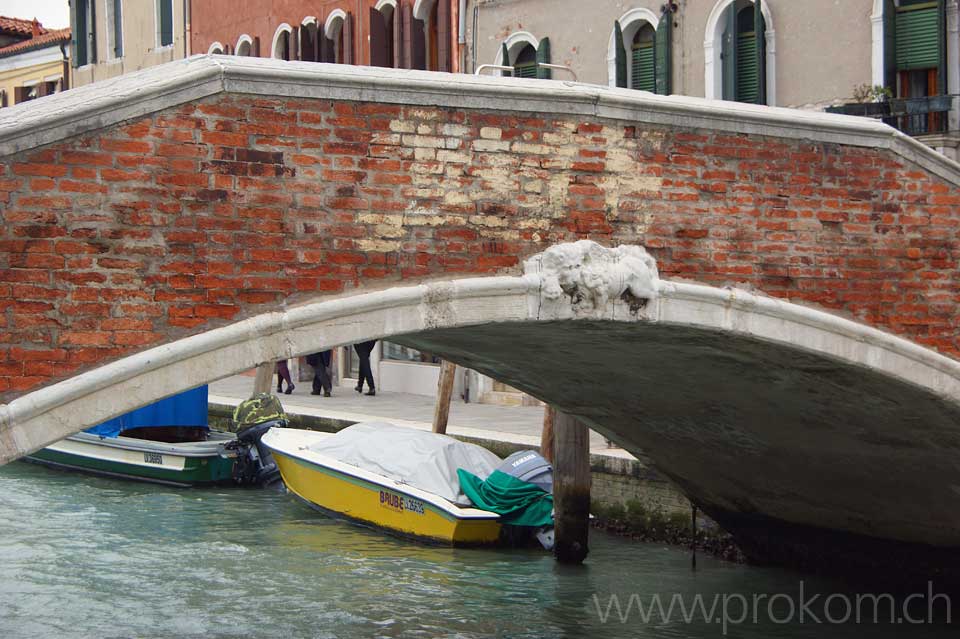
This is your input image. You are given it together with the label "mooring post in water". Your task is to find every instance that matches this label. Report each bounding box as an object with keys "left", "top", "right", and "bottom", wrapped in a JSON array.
[
  {"left": 253, "top": 362, "right": 275, "bottom": 395},
  {"left": 432, "top": 360, "right": 457, "bottom": 434},
  {"left": 540, "top": 405, "right": 555, "bottom": 464},
  {"left": 552, "top": 408, "right": 590, "bottom": 564},
  {"left": 691, "top": 505, "right": 698, "bottom": 571}
]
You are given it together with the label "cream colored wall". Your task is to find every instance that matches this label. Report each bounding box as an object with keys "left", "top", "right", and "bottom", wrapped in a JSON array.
[
  {"left": 0, "top": 57, "right": 65, "bottom": 106},
  {"left": 465, "top": 0, "right": 874, "bottom": 108},
  {"left": 73, "top": 0, "right": 188, "bottom": 87}
]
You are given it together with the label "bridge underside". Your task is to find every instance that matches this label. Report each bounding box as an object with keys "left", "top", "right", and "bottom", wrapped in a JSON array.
[{"left": 396, "top": 320, "right": 960, "bottom": 582}]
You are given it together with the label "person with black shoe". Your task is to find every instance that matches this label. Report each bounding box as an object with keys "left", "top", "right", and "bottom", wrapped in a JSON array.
[
  {"left": 306, "top": 350, "right": 332, "bottom": 397},
  {"left": 353, "top": 340, "right": 377, "bottom": 396}
]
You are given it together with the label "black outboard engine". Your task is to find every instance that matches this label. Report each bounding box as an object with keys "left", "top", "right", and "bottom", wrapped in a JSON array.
[{"left": 220, "top": 393, "right": 285, "bottom": 487}]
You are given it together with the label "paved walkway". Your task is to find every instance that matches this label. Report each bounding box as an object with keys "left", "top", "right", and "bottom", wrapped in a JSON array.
[{"left": 209, "top": 374, "right": 630, "bottom": 457}]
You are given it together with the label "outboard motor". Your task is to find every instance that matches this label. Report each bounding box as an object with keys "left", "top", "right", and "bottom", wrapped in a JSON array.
[
  {"left": 220, "top": 392, "right": 285, "bottom": 487},
  {"left": 495, "top": 450, "right": 556, "bottom": 550}
]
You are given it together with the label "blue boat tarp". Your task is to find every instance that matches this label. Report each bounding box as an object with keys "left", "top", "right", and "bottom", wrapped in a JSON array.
[{"left": 85, "top": 386, "right": 209, "bottom": 438}]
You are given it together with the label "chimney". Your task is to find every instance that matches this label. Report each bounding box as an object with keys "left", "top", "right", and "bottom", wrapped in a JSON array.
[{"left": 31, "top": 18, "right": 41, "bottom": 37}]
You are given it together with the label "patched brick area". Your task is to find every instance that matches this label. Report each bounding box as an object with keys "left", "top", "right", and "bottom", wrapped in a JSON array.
[{"left": 1, "top": 93, "right": 958, "bottom": 399}]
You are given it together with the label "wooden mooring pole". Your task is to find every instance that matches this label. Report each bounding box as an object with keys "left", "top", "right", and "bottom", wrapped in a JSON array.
[
  {"left": 540, "top": 405, "right": 555, "bottom": 464},
  {"left": 253, "top": 362, "right": 274, "bottom": 395},
  {"left": 432, "top": 360, "right": 457, "bottom": 434},
  {"left": 552, "top": 408, "right": 590, "bottom": 564}
]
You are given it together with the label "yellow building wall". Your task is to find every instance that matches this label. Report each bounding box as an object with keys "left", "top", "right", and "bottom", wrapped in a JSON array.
[{"left": 0, "top": 57, "right": 66, "bottom": 107}]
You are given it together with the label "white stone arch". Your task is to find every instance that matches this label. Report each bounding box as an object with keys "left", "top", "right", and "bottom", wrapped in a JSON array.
[
  {"left": 493, "top": 31, "right": 539, "bottom": 67},
  {"left": 324, "top": 9, "right": 346, "bottom": 40},
  {"left": 271, "top": 23, "right": 294, "bottom": 60},
  {"left": 413, "top": 0, "right": 435, "bottom": 21},
  {"left": 302, "top": 16, "right": 318, "bottom": 28},
  {"left": 704, "top": 0, "right": 777, "bottom": 106},
  {"left": 606, "top": 7, "right": 660, "bottom": 88},
  {"left": 207, "top": 41, "right": 225, "bottom": 55},
  {"left": 6, "top": 241, "right": 960, "bottom": 472},
  {"left": 235, "top": 34, "right": 253, "bottom": 57}
]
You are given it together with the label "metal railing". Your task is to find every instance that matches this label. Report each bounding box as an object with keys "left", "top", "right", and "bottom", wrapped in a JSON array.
[
  {"left": 475, "top": 62, "right": 577, "bottom": 82},
  {"left": 828, "top": 95, "right": 956, "bottom": 137}
]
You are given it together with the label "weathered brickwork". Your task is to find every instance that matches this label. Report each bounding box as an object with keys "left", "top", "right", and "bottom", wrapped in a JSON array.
[{"left": 1, "top": 93, "right": 958, "bottom": 399}]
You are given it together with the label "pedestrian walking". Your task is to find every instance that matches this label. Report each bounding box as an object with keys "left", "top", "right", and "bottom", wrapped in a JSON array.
[
  {"left": 275, "top": 359, "right": 294, "bottom": 394},
  {"left": 353, "top": 340, "right": 377, "bottom": 396},
  {"left": 306, "top": 350, "right": 333, "bottom": 397}
]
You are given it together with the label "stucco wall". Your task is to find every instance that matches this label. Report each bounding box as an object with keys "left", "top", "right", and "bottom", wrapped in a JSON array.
[
  {"left": 72, "top": 0, "right": 188, "bottom": 87},
  {"left": 465, "top": 0, "right": 874, "bottom": 108},
  {"left": 0, "top": 54, "right": 65, "bottom": 107}
]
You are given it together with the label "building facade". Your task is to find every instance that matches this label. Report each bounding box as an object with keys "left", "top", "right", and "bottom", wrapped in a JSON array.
[
  {"left": 464, "top": 0, "right": 959, "bottom": 160},
  {"left": 191, "top": 0, "right": 459, "bottom": 72},
  {"left": 69, "top": 0, "right": 190, "bottom": 87},
  {"left": 0, "top": 17, "right": 70, "bottom": 108}
]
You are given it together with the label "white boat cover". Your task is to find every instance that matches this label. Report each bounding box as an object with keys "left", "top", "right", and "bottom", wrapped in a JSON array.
[{"left": 308, "top": 421, "right": 502, "bottom": 505}]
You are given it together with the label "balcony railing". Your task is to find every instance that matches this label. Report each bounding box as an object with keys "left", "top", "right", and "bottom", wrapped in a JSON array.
[{"left": 826, "top": 94, "right": 955, "bottom": 137}]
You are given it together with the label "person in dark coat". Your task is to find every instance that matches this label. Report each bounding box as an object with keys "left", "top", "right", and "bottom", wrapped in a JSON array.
[
  {"left": 306, "top": 350, "right": 333, "bottom": 397},
  {"left": 353, "top": 340, "right": 377, "bottom": 396}
]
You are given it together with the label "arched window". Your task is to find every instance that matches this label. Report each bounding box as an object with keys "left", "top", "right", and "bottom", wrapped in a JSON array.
[
  {"left": 513, "top": 44, "right": 537, "bottom": 78},
  {"left": 412, "top": 0, "right": 450, "bottom": 71},
  {"left": 208, "top": 42, "right": 224, "bottom": 55},
  {"left": 235, "top": 35, "right": 254, "bottom": 57},
  {"left": 631, "top": 25, "right": 656, "bottom": 92},
  {"left": 610, "top": 8, "right": 671, "bottom": 94},
  {"left": 323, "top": 10, "right": 354, "bottom": 64},
  {"left": 369, "top": 1, "right": 396, "bottom": 68},
  {"left": 705, "top": 0, "right": 775, "bottom": 105},
  {"left": 300, "top": 18, "right": 319, "bottom": 62},
  {"left": 496, "top": 32, "right": 550, "bottom": 79},
  {"left": 272, "top": 24, "right": 293, "bottom": 61},
  {"left": 723, "top": 1, "right": 764, "bottom": 103}
]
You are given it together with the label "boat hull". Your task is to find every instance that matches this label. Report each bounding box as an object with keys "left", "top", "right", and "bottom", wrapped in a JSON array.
[
  {"left": 265, "top": 429, "right": 502, "bottom": 546},
  {"left": 24, "top": 432, "right": 235, "bottom": 487}
]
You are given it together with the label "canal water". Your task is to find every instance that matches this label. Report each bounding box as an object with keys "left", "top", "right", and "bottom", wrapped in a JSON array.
[{"left": 0, "top": 462, "right": 953, "bottom": 638}]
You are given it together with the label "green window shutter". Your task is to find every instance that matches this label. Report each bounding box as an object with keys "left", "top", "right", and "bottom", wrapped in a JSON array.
[
  {"left": 736, "top": 32, "right": 759, "bottom": 103},
  {"left": 160, "top": 0, "right": 174, "bottom": 47},
  {"left": 895, "top": 3, "right": 940, "bottom": 70},
  {"left": 631, "top": 43, "right": 655, "bottom": 92},
  {"left": 614, "top": 21, "right": 627, "bottom": 88},
  {"left": 654, "top": 11, "right": 672, "bottom": 95},
  {"left": 501, "top": 42, "right": 510, "bottom": 76},
  {"left": 754, "top": 0, "right": 765, "bottom": 103},
  {"left": 113, "top": 0, "right": 123, "bottom": 58},
  {"left": 721, "top": 4, "right": 736, "bottom": 100},
  {"left": 88, "top": 0, "right": 97, "bottom": 64},
  {"left": 883, "top": 0, "right": 898, "bottom": 91},
  {"left": 536, "top": 37, "right": 551, "bottom": 79},
  {"left": 70, "top": 0, "right": 84, "bottom": 67}
]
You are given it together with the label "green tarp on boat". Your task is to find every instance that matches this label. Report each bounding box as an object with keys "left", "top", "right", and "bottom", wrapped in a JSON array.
[{"left": 457, "top": 468, "right": 554, "bottom": 527}]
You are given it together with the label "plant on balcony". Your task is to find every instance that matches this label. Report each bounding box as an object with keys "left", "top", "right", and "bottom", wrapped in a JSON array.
[{"left": 826, "top": 84, "right": 892, "bottom": 118}]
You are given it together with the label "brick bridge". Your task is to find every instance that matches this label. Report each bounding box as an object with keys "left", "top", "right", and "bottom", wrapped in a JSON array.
[{"left": 2, "top": 55, "right": 960, "bottom": 581}]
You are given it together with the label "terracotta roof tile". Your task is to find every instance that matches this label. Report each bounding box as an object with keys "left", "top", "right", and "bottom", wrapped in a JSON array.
[
  {"left": 0, "top": 28, "right": 70, "bottom": 59},
  {"left": 0, "top": 16, "right": 47, "bottom": 37}
]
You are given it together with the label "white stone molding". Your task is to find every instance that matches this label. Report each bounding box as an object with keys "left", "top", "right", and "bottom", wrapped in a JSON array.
[
  {"left": 324, "top": 9, "right": 347, "bottom": 41},
  {"left": 207, "top": 41, "right": 224, "bottom": 55},
  {"left": 0, "top": 54, "right": 958, "bottom": 184},
  {"left": 493, "top": 31, "right": 539, "bottom": 67},
  {"left": 271, "top": 23, "right": 293, "bottom": 60},
  {"left": 234, "top": 34, "right": 253, "bottom": 56}
]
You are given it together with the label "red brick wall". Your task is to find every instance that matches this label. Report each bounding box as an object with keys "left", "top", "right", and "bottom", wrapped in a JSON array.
[{"left": 1, "top": 93, "right": 958, "bottom": 399}]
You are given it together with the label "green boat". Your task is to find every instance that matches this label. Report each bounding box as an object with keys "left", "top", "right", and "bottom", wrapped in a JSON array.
[{"left": 24, "top": 386, "right": 238, "bottom": 487}]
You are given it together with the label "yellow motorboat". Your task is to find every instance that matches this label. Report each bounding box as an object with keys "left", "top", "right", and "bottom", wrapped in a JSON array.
[{"left": 261, "top": 425, "right": 504, "bottom": 546}]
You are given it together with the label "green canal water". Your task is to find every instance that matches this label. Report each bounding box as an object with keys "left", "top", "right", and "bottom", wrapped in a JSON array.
[{"left": 0, "top": 461, "right": 954, "bottom": 638}]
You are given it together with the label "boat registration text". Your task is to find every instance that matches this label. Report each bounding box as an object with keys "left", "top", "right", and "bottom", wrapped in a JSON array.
[{"left": 379, "top": 490, "right": 424, "bottom": 515}]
